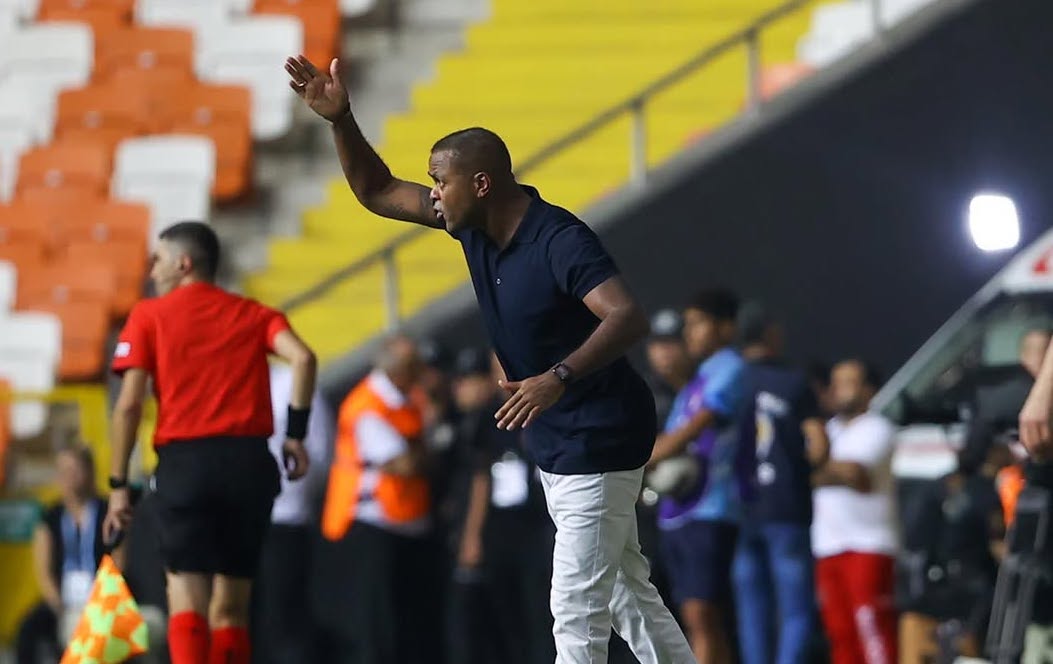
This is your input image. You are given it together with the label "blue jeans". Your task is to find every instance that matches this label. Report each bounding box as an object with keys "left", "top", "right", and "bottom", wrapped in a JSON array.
[{"left": 732, "top": 522, "right": 816, "bottom": 664}]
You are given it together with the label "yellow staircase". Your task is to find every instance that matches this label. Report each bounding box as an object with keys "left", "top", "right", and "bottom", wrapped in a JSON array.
[{"left": 245, "top": 0, "right": 818, "bottom": 364}]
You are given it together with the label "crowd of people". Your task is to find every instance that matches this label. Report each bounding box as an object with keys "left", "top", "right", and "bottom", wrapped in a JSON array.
[{"left": 18, "top": 281, "right": 1052, "bottom": 664}]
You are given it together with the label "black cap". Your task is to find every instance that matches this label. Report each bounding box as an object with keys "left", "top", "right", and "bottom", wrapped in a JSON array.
[
  {"left": 453, "top": 347, "right": 491, "bottom": 377},
  {"left": 649, "top": 309, "right": 683, "bottom": 341}
]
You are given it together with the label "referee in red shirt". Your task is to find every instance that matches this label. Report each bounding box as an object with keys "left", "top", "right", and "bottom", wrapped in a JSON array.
[{"left": 103, "top": 222, "right": 318, "bottom": 664}]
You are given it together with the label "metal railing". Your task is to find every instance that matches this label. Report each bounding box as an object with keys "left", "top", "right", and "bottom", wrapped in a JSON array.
[{"left": 282, "top": 0, "right": 892, "bottom": 326}]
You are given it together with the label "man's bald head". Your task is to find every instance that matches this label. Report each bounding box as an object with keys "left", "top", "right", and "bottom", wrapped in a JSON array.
[
  {"left": 431, "top": 127, "right": 514, "bottom": 182},
  {"left": 375, "top": 334, "right": 423, "bottom": 392}
]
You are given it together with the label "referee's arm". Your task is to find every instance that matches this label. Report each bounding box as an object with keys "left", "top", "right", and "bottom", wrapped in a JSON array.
[
  {"left": 271, "top": 329, "right": 318, "bottom": 480},
  {"left": 105, "top": 368, "right": 149, "bottom": 539}
]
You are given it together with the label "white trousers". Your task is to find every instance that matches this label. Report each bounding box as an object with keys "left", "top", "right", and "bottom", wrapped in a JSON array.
[{"left": 540, "top": 467, "right": 695, "bottom": 664}]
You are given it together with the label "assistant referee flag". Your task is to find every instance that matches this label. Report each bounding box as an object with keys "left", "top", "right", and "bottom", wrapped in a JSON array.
[{"left": 60, "top": 555, "right": 148, "bottom": 663}]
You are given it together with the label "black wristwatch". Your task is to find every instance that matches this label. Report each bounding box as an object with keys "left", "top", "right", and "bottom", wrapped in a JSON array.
[
  {"left": 551, "top": 362, "right": 574, "bottom": 384},
  {"left": 108, "top": 476, "right": 128, "bottom": 490}
]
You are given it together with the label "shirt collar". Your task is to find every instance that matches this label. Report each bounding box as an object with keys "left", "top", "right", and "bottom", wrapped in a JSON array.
[
  {"left": 507, "top": 185, "right": 546, "bottom": 245},
  {"left": 368, "top": 370, "right": 407, "bottom": 408}
]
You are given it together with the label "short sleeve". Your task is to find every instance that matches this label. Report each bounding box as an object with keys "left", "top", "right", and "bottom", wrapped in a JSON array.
[
  {"left": 548, "top": 223, "right": 619, "bottom": 300},
  {"left": 701, "top": 358, "right": 746, "bottom": 419},
  {"left": 112, "top": 304, "right": 155, "bottom": 375},
  {"left": 261, "top": 306, "right": 291, "bottom": 353},
  {"left": 355, "top": 414, "right": 409, "bottom": 466}
]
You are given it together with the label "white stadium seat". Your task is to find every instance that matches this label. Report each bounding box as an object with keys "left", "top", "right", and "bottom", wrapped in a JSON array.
[
  {"left": 0, "top": 6, "right": 19, "bottom": 34},
  {"left": 341, "top": 0, "right": 376, "bottom": 18},
  {"left": 797, "top": 1, "right": 875, "bottom": 68},
  {"left": 112, "top": 135, "right": 216, "bottom": 236},
  {"left": 0, "top": 311, "right": 61, "bottom": 439},
  {"left": 0, "top": 22, "right": 94, "bottom": 96},
  {"left": 0, "top": 129, "right": 32, "bottom": 203},
  {"left": 196, "top": 15, "right": 304, "bottom": 140},
  {"left": 135, "top": 0, "right": 231, "bottom": 32},
  {"left": 0, "top": 78, "right": 57, "bottom": 145},
  {"left": 0, "top": 260, "right": 15, "bottom": 312},
  {"left": 0, "top": 0, "right": 38, "bottom": 21}
]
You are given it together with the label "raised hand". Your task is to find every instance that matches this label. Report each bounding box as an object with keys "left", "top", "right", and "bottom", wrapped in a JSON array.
[{"left": 285, "top": 55, "right": 350, "bottom": 122}]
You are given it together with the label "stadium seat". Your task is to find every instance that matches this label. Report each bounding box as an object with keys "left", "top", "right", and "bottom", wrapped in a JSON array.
[
  {"left": 339, "top": 0, "right": 374, "bottom": 18},
  {"left": 16, "top": 139, "right": 111, "bottom": 199},
  {"left": 17, "top": 261, "right": 117, "bottom": 315},
  {"left": 105, "top": 66, "right": 196, "bottom": 131},
  {"left": 0, "top": 198, "right": 81, "bottom": 252},
  {"left": 196, "top": 15, "right": 305, "bottom": 140},
  {"left": 167, "top": 119, "right": 252, "bottom": 200},
  {"left": 39, "top": 0, "right": 133, "bottom": 17},
  {"left": 56, "top": 85, "right": 144, "bottom": 150},
  {"left": 255, "top": 0, "right": 339, "bottom": 68},
  {"left": 38, "top": 5, "right": 126, "bottom": 35},
  {"left": 64, "top": 239, "right": 145, "bottom": 314},
  {"left": 0, "top": 203, "right": 53, "bottom": 250},
  {"left": 798, "top": 1, "right": 875, "bottom": 68},
  {"left": 0, "top": 77, "right": 59, "bottom": 146},
  {"left": 167, "top": 83, "right": 252, "bottom": 129},
  {"left": 0, "top": 260, "right": 14, "bottom": 312},
  {"left": 0, "top": 241, "right": 46, "bottom": 273},
  {"left": 64, "top": 199, "right": 150, "bottom": 250},
  {"left": 0, "top": 0, "right": 39, "bottom": 20},
  {"left": 26, "top": 300, "right": 110, "bottom": 379},
  {"left": 0, "top": 311, "right": 60, "bottom": 438},
  {"left": 0, "top": 6, "right": 18, "bottom": 35},
  {"left": 94, "top": 26, "right": 194, "bottom": 80},
  {"left": 134, "top": 0, "right": 229, "bottom": 32},
  {"left": 0, "top": 130, "right": 33, "bottom": 204},
  {"left": 1, "top": 22, "right": 95, "bottom": 96},
  {"left": 112, "top": 135, "right": 215, "bottom": 235}
]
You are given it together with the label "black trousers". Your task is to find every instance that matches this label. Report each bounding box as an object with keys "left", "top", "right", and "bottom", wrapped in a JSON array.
[
  {"left": 251, "top": 523, "right": 317, "bottom": 664},
  {"left": 313, "top": 522, "right": 443, "bottom": 664},
  {"left": 16, "top": 603, "right": 60, "bottom": 664}
]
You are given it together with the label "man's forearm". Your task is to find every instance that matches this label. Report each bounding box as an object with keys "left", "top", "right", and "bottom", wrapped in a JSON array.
[
  {"left": 331, "top": 112, "right": 397, "bottom": 206},
  {"left": 563, "top": 305, "right": 648, "bottom": 380},
  {"left": 812, "top": 461, "right": 871, "bottom": 491},
  {"left": 110, "top": 404, "right": 141, "bottom": 480},
  {"left": 289, "top": 352, "right": 318, "bottom": 411},
  {"left": 650, "top": 409, "right": 716, "bottom": 464},
  {"left": 462, "top": 471, "right": 490, "bottom": 544}
]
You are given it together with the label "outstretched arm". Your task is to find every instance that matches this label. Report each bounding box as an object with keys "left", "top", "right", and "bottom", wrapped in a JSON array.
[
  {"left": 1021, "top": 343, "right": 1053, "bottom": 458},
  {"left": 285, "top": 55, "right": 441, "bottom": 228}
]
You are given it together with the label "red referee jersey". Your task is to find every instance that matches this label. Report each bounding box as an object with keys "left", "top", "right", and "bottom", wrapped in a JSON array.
[{"left": 112, "top": 282, "right": 291, "bottom": 446}]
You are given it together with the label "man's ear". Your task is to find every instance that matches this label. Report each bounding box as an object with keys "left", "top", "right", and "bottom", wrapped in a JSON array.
[
  {"left": 178, "top": 253, "right": 194, "bottom": 275},
  {"left": 474, "top": 172, "right": 491, "bottom": 198}
]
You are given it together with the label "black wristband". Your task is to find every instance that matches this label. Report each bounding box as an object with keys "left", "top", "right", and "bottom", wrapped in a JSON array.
[
  {"left": 108, "top": 476, "right": 128, "bottom": 490},
  {"left": 287, "top": 406, "right": 310, "bottom": 440}
]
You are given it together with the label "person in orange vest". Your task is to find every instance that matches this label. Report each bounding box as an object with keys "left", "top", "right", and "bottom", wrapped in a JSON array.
[{"left": 319, "top": 334, "right": 441, "bottom": 664}]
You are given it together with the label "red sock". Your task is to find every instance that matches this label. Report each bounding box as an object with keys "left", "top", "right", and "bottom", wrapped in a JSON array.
[
  {"left": 168, "top": 612, "right": 210, "bottom": 664},
  {"left": 209, "top": 626, "right": 250, "bottom": 664}
]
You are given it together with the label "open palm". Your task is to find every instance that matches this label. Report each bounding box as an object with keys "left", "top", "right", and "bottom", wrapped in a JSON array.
[{"left": 285, "top": 55, "right": 350, "bottom": 122}]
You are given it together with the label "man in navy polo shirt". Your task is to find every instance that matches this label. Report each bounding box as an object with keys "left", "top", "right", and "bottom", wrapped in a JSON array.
[
  {"left": 731, "top": 304, "right": 829, "bottom": 664},
  {"left": 287, "top": 55, "right": 694, "bottom": 663}
]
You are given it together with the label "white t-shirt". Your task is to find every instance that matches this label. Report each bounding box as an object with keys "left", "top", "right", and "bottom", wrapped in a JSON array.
[
  {"left": 267, "top": 363, "right": 334, "bottom": 526},
  {"left": 350, "top": 371, "right": 430, "bottom": 536},
  {"left": 812, "top": 412, "right": 898, "bottom": 558}
]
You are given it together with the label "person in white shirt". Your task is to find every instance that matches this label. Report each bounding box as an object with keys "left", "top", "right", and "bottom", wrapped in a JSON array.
[
  {"left": 252, "top": 362, "right": 334, "bottom": 664},
  {"left": 812, "top": 359, "right": 898, "bottom": 664}
]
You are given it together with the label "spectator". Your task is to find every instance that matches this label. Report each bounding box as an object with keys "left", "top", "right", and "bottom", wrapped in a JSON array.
[
  {"left": 17, "top": 445, "right": 111, "bottom": 664},
  {"left": 448, "top": 349, "right": 556, "bottom": 664},
  {"left": 731, "top": 304, "right": 830, "bottom": 664},
  {"left": 648, "top": 288, "right": 748, "bottom": 664},
  {"left": 252, "top": 361, "right": 335, "bottom": 663},
  {"left": 812, "top": 359, "right": 899, "bottom": 664},
  {"left": 318, "top": 335, "right": 438, "bottom": 664},
  {"left": 646, "top": 309, "right": 694, "bottom": 426}
]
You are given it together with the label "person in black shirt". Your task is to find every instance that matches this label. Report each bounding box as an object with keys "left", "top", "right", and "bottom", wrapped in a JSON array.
[{"left": 730, "top": 304, "right": 830, "bottom": 664}]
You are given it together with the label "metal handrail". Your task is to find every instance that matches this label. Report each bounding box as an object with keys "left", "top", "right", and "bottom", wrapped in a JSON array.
[{"left": 281, "top": 0, "right": 882, "bottom": 320}]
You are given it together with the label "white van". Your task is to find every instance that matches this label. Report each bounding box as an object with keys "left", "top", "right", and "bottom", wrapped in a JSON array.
[{"left": 874, "top": 230, "right": 1053, "bottom": 479}]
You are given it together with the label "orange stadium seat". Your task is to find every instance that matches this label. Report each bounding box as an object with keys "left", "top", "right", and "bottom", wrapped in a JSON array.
[
  {"left": 26, "top": 301, "right": 110, "bottom": 380},
  {"left": 56, "top": 85, "right": 145, "bottom": 150},
  {"left": 106, "top": 66, "right": 195, "bottom": 132},
  {"left": 15, "top": 140, "right": 112, "bottom": 199},
  {"left": 64, "top": 200, "right": 150, "bottom": 250},
  {"left": 0, "top": 241, "right": 47, "bottom": 274},
  {"left": 0, "top": 198, "right": 100, "bottom": 253},
  {"left": 168, "top": 119, "right": 252, "bottom": 200},
  {"left": 95, "top": 27, "right": 194, "bottom": 81},
  {"left": 17, "top": 262, "right": 117, "bottom": 316},
  {"left": 64, "top": 239, "right": 145, "bottom": 315},
  {"left": 167, "top": 84, "right": 252, "bottom": 130},
  {"left": 0, "top": 204, "right": 53, "bottom": 248},
  {"left": 38, "top": 6, "right": 128, "bottom": 38},
  {"left": 255, "top": 0, "right": 340, "bottom": 67}
]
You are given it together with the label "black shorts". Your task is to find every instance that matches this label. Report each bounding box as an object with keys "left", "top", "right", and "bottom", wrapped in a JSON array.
[
  {"left": 660, "top": 519, "right": 739, "bottom": 605},
  {"left": 153, "top": 436, "right": 280, "bottom": 578}
]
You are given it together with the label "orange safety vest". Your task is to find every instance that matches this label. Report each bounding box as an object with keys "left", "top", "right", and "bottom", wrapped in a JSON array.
[{"left": 320, "top": 376, "right": 429, "bottom": 541}]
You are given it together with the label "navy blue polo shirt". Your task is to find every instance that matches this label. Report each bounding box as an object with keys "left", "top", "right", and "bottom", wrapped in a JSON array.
[
  {"left": 738, "top": 359, "right": 820, "bottom": 524},
  {"left": 451, "top": 186, "right": 656, "bottom": 475}
]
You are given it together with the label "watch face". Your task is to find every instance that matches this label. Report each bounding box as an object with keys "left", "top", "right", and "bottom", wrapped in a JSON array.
[{"left": 554, "top": 364, "right": 571, "bottom": 382}]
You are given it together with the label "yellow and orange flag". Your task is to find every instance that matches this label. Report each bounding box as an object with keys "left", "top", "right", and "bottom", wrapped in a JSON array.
[{"left": 60, "top": 555, "right": 149, "bottom": 664}]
